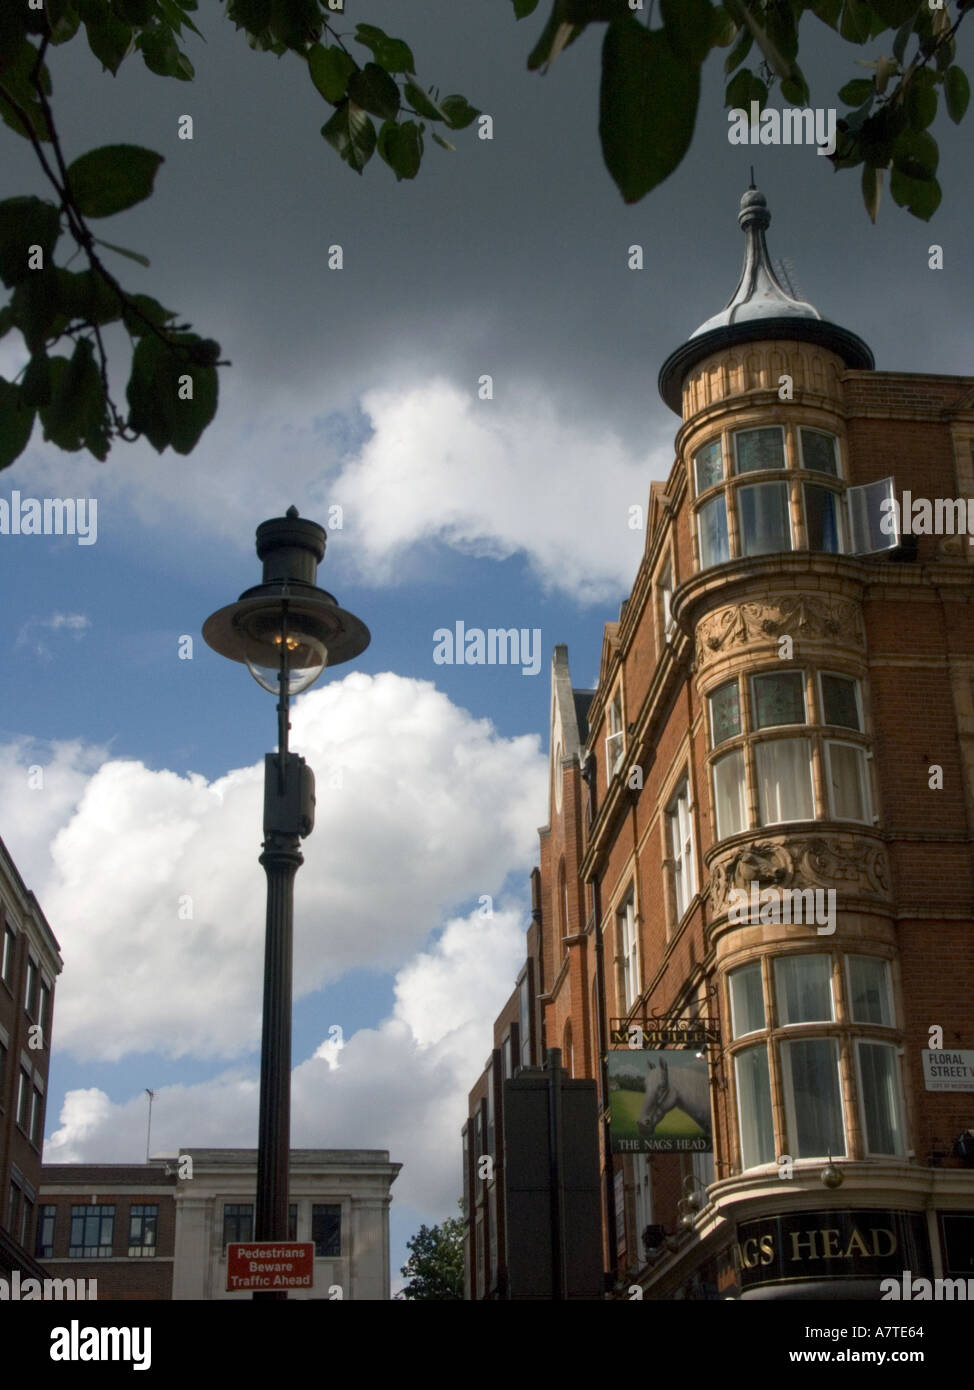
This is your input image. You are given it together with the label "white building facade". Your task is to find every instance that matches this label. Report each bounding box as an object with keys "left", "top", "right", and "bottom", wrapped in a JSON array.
[{"left": 171, "top": 1148, "right": 400, "bottom": 1301}]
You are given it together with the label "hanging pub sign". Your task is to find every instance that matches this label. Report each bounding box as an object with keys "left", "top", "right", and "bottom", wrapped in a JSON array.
[
  {"left": 608, "top": 1050, "right": 713, "bottom": 1153},
  {"left": 609, "top": 1016, "right": 720, "bottom": 1048}
]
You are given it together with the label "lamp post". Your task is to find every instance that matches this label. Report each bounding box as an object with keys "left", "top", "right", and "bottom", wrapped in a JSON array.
[{"left": 203, "top": 507, "right": 369, "bottom": 1300}]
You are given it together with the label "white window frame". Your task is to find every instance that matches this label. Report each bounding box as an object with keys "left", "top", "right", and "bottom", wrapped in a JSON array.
[
  {"left": 713, "top": 746, "right": 748, "bottom": 840},
  {"left": 697, "top": 493, "right": 730, "bottom": 568},
  {"left": 658, "top": 558, "right": 675, "bottom": 643},
  {"left": 618, "top": 894, "right": 639, "bottom": 1013},
  {"left": 803, "top": 480, "right": 847, "bottom": 554},
  {"left": 818, "top": 671, "right": 864, "bottom": 732},
  {"left": 737, "top": 479, "right": 794, "bottom": 557},
  {"left": 728, "top": 962, "right": 765, "bottom": 1039},
  {"left": 666, "top": 778, "right": 696, "bottom": 922},
  {"left": 605, "top": 692, "right": 624, "bottom": 780},
  {"left": 798, "top": 427, "right": 842, "bottom": 479},
  {"left": 824, "top": 738, "right": 873, "bottom": 823},
  {"left": 854, "top": 1039, "right": 906, "bottom": 1157},
  {"left": 845, "top": 955, "right": 894, "bottom": 1027},
  {"left": 751, "top": 670, "right": 807, "bottom": 730},
  {"left": 733, "top": 424, "right": 786, "bottom": 474},
  {"left": 780, "top": 1035, "right": 847, "bottom": 1159},
  {"left": 754, "top": 736, "right": 815, "bottom": 826}
]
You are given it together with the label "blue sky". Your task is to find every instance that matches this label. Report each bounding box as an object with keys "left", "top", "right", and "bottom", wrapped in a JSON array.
[{"left": 1, "top": 1, "right": 971, "bottom": 1293}]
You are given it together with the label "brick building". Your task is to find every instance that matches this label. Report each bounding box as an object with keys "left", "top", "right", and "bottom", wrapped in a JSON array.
[
  {"left": 464, "top": 186, "right": 974, "bottom": 1299},
  {"left": 39, "top": 1147, "right": 400, "bottom": 1299},
  {"left": 0, "top": 833, "right": 62, "bottom": 1282}
]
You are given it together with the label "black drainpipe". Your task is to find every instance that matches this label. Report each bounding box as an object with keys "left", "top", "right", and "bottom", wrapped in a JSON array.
[{"left": 582, "top": 750, "right": 617, "bottom": 1287}]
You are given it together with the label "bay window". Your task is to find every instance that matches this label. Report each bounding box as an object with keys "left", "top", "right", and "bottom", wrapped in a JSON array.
[
  {"left": 707, "top": 670, "right": 873, "bottom": 842},
  {"left": 727, "top": 952, "right": 905, "bottom": 1171}
]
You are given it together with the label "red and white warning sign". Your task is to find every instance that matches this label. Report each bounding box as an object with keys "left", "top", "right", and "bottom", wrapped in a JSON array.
[{"left": 227, "top": 1242, "right": 315, "bottom": 1291}]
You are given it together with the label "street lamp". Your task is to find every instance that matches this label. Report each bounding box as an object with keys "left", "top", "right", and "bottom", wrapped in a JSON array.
[{"left": 203, "top": 506, "right": 369, "bottom": 1299}]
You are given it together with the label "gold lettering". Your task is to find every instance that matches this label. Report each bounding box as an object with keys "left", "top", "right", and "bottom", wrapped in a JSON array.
[
  {"left": 844, "top": 1227, "right": 869, "bottom": 1258},
  {"left": 821, "top": 1228, "right": 841, "bottom": 1259},
  {"left": 741, "top": 1237, "right": 759, "bottom": 1268},
  {"left": 789, "top": 1229, "right": 818, "bottom": 1261},
  {"left": 870, "top": 1227, "right": 896, "bottom": 1258},
  {"left": 759, "top": 1233, "right": 774, "bottom": 1265}
]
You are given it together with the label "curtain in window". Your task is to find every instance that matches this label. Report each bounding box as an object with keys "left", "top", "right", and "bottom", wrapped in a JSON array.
[
  {"left": 804, "top": 484, "right": 841, "bottom": 552},
  {"left": 847, "top": 955, "right": 892, "bottom": 1025},
  {"left": 698, "top": 495, "right": 729, "bottom": 567},
  {"left": 774, "top": 954, "right": 833, "bottom": 1024},
  {"left": 857, "top": 1042, "right": 904, "bottom": 1155},
  {"left": 729, "top": 962, "right": 765, "bottom": 1038},
  {"left": 781, "top": 1038, "right": 845, "bottom": 1157},
  {"left": 827, "top": 741, "right": 869, "bottom": 820},
  {"left": 713, "top": 748, "right": 746, "bottom": 838},
  {"left": 735, "top": 1045, "right": 775, "bottom": 1169},
  {"left": 738, "top": 482, "right": 792, "bottom": 555},
  {"left": 755, "top": 737, "right": 814, "bottom": 823}
]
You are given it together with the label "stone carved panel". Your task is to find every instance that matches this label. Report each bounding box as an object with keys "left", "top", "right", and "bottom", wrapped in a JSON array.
[
  {"left": 706, "top": 833, "right": 890, "bottom": 916},
  {"left": 693, "top": 594, "right": 863, "bottom": 673}
]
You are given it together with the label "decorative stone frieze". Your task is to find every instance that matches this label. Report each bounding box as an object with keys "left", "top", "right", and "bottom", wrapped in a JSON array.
[
  {"left": 693, "top": 594, "right": 864, "bottom": 673},
  {"left": 706, "top": 832, "right": 891, "bottom": 916}
]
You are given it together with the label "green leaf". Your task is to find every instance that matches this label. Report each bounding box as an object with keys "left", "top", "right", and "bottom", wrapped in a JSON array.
[
  {"left": 321, "top": 101, "right": 377, "bottom": 173},
  {"left": 226, "top": 0, "right": 272, "bottom": 32},
  {"left": 112, "top": 0, "right": 155, "bottom": 23},
  {"left": 512, "top": 0, "right": 541, "bottom": 14},
  {"left": 861, "top": 163, "right": 881, "bottom": 223},
  {"left": 22, "top": 352, "right": 53, "bottom": 408},
  {"left": 347, "top": 63, "right": 400, "bottom": 121},
  {"left": 126, "top": 333, "right": 217, "bottom": 453},
  {"left": 377, "top": 119, "right": 423, "bottom": 180},
  {"left": 66, "top": 145, "right": 164, "bottom": 218},
  {"left": 868, "top": 0, "right": 919, "bottom": 26},
  {"left": 77, "top": 0, "right": 134, "bottom": 74},
  {"left": 726, "top": 67, "right": 767, "bottom": 111},
  {"left": 137, "top": 20, "right": 192, "bottom": 78},
  {"left": 811, "top": 0, "right": 842, "bottom": 29},
  {"left": 308, "top": 43, "right": 355, "bottom": 103},
  {"left": 945, "top": 66, "right": 970, "bottom": 124},
  {"left": 11, "top": 270, "right": 62, "bottom": 351},
  {"left": 527, "top": 6, "right": 584, "bottom": 71},
  {"left": 710, "top": 6, "right": 737, "bottom": 47},
  {"left": 268, "top": 0, "right": 321, "bottom": 51},
  {"left": 838, "top": 78, "right": 874, "bottom": 105},
  {"left": 600, "top": 17, "right": 700, "bottom": 204},
  {"left": 430, "top": 130, "right": 455, "bottom": 151},
  {"left": 906, "top": 68, "right": 937, "bottom": 130},
  {"left": 0, "top": 378, "right": 36, "bottom": 471},
  {"left": 40, "top": 338, "right": 108, "bottom": 457},
  {"left": 92, "top": 236, "right": 151, "bottom": 267},
  {"left": 440, "top": 94, "right": 479, "bottom": 130},
  {"left": 892, "top": 19, "right": 911, "bottom": 65},
  {"left": 121, "top": 293, "right": 176, "bottom": 335},
  {"left": 157, "top": 0, "right": 204, "bottom": 39},
  {"left": 892, "top": 126, "right": 938, "bottom": 180},
  {"left": 839, "top": 0, "right": 872, "bottom": 44},
  {"left": 404, "top": 79, "right": 449, "bottom": 122},
  {"left": 54, "top": 268, "right": 121, "bottom": 326},
  {"left": 660, "top": 0, "right": 714, "bottom": 67},
  {"left": 889, "top": 167, "right": 941, "bottom": 219},
  {"left": 354, "top": 23, "right": 415, "bottom": 74},
  {"left": 0, "top": 305, "right": 12, "bottom": 339},
  {"left": 781, "top": 71, "right": 810, "bottom": 106},
  {"left": 0, "top": 198, "right": 61, "bottom": 288},
  {"left": 0, "top": 39, "right": 54, "bottom": 142},
  {"left": 48, "top": 2, "right": 82, "bottom": 44},
  {"left": 723, "top": 25, "right": 752, "bottom": 74}
]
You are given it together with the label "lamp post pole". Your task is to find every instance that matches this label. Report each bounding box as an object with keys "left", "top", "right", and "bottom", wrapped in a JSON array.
[{"left": 203, "top": 507, "right": 370, "bottom": 1300}]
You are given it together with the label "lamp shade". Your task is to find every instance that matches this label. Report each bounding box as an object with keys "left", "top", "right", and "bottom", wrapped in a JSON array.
[{"left": 202, "top": 508, "right": 370, "bottom": 693}]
